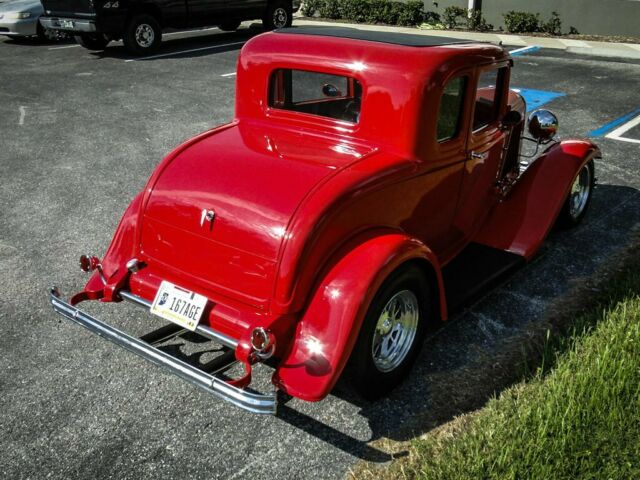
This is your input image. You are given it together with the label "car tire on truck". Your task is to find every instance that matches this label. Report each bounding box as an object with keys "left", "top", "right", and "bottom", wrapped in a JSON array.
[
  {"left": 263, "top": 0, "right": 292, "bottom": 30},
  {"left": 557, "top": 159, "right": 595, "bottom": 228},
  {"left": 348, "top": 264, "right": 431, "bottom": 400},
  {"left": 123, "top": 13, "right": 162, "bottom": 55},
  {"left": 74, "top": 33, "right": 110, "bottom": 50}
]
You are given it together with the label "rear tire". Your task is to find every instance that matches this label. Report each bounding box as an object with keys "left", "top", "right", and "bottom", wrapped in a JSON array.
[
  {"left": 347, "top": 265, "right": 430, "bottom": 400},
  {"left": 123, "top": 14, "right": 162, "bottom": 55},
  {"left": 263, "top": 0, "right": 292, "bottom": 30},
  {"left": 557, "top": 159, "right": 595, "bottom": 228},
  {"left": 74, "top": 33, "right": 109, "bottom": 50},
  {"left": 219, "top": 21, "right": 241, "bottom": 32}
]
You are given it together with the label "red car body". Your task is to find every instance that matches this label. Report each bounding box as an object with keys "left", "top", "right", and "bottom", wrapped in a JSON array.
[{"left": 50, "top": 27, "right": 600, "bottom": 414}]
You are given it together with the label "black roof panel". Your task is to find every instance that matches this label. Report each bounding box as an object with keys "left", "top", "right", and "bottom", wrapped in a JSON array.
[{"left": 276, "top": 26, "right": 477, "bottom": 47}]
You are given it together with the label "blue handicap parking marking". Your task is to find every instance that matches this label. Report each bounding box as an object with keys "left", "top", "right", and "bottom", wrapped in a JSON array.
[
  {"left": 588, "top": 107, "right": 640, "bottom": 137},
  {"left": 511, "top": 88, "right": 566, "bottom": 112}
]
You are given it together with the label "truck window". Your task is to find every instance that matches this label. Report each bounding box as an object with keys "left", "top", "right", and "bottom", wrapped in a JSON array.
[
  {"left": 269, "top": 69, "right": 362, "bottom": 123},
  {"left": 473, "top": 67, "right": 506, "bottom": 131},
  {"left": 437, "top": 76, "right": 467, "bottom": 142}
]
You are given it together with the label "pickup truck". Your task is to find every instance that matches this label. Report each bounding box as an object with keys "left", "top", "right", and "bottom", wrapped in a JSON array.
[
  {"left": 39, "top": 0, "right": 299, "bottom": 54},
  {"left": 49, "top": 27, "right": 600, "bottom": 414}
]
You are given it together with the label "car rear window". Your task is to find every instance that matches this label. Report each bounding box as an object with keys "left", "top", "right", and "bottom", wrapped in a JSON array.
[{"left": 269, "top": 69, "right": 362, "bottom": 123}]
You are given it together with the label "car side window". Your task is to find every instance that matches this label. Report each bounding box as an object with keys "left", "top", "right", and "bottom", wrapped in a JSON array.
[
  {"left": 473, "top": 67, "right": 506, "bottom": 131},
  {"left": 269, "top": 69, "right": 362, "bottom": 123},
  {"left": 437, "top": 76, "right": 467, "bottom": 142}
]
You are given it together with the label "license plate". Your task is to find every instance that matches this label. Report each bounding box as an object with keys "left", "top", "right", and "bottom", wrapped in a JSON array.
[
  {"left": 60, "top": 19, "right": 74, "bottom": 28},
  {"left": 150, "top": 281, "right": 208, "bottom": 331}
]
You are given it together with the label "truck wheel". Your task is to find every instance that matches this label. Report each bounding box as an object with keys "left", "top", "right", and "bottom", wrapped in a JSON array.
[
  {"left": 74, "top": 33, "right": 110, "bottom": 50},
  {"left": 348, "top": 265, "right": 430, "bottom": 400},
  {"left": 263, "top": 0, "right": 292, "bottom": 30},
  {"left": 219, "top": 21, "right": 241, "bottom": 32},
  {"left": 557, "top": 159, "right": 595, "bottom": 228},
  {"left": 123, "top": 14, "right": 162, "bottom": 55}
]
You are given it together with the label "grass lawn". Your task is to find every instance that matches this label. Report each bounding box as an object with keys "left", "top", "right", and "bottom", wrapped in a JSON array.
[{"left": 357, "top": 236, "right": 640, "bottom": 480}]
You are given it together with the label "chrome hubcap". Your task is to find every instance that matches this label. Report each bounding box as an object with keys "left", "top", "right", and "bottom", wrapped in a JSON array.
[
  {"left": 135, "top": 24, "right": 154, "bottom": 48},
  {"left": 372, "top": 290, "right": 419, "bottom": 372},
  {"left": 273, "top": 7, "right": 287, "bottom": 28},
  {"left": 569, "top": 165, "right": 591, "bottom": 219}
]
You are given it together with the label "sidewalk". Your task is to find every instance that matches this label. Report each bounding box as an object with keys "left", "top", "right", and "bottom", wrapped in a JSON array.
[{"left": 294, "top": 18, "right": 640, "bottom": 60}]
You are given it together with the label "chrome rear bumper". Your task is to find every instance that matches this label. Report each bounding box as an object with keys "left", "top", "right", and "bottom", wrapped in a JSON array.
[
  {"left": 40, "top": 17, "right": 96, "bottom": 32},
  {"left": 49, "top": 287, "right": 277, "bottom": 415}
]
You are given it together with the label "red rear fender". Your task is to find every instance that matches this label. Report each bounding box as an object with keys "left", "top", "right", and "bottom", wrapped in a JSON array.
[{"left": 273, "top": 232, "right": 445, "bottom": 402}]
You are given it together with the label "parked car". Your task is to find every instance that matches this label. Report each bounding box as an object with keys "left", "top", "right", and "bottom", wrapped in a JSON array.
[
  {"left": 39, "top": 0, "right": 299, "bottom": 54},
  {"left": 50, "top": 27, "right": 600, "bottom": 414},
  {"left": 0, "top": 0, "right": 57, "bottom": 40}
]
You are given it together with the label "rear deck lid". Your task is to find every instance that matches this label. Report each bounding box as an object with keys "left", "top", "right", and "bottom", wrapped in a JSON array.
[{"left": 139, "top": 122, "right": 373, "bottom": 307}]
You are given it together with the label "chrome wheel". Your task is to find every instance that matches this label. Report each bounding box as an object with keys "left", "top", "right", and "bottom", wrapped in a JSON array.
[
  {"left": 135, "top": 23, "right": 155, "bottom": 48},
  {"left": 568, "top": 164, "right": 591, "bottom": 220},
  {"left": 272, "top": 7, "right": 288, "bottom": 28},
  {"left": 371, "top": 290, "right": 419, "bottom": 372}
]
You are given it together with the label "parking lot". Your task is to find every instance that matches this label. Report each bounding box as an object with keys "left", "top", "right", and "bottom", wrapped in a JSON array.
[{"left": 1, "top": 24, "right": 640, "bottom": 479}]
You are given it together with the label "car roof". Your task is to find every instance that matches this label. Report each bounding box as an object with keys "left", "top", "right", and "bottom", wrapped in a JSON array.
[{"left": 275, "top": 26, "right": 480, "bottom": 48}]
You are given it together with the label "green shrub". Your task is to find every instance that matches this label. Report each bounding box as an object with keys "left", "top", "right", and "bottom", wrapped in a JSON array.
[
  {"left": 309, "top": 0, "right": 425, "bottom": 26},
  {"left": 542, "top": 11, "right": 562, "bottom": 35},
  {"left": 442, "top": 5, "right": 466, "bottom": 29},
  {"left": 397, "top": 0, "right": 425, "bottom": 26},
  {"left": 340, "top": 0, "right": 369, "bottom": 22},
  {"left": 317, "top": 0, "right": 342, "bottom": 19},
  {"left": 503, "top": 10, "right": 540, "bottom": 33},
  {"left": 301, "top": 0, "right": 320, "bottom": 17},
  {"left": 423, "top": 11, "right": 441, "bottom": 25},
  {"left": 467, "top": 8, "right": 492, "bottom": 31}
]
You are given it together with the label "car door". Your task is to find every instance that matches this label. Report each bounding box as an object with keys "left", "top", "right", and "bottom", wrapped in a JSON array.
[
  {"left": 225, "top": 0, "right": 266, "bottom": 17},
  {"left": 186, "top": 0, "right": 227, "bottom": 27},
  {"left": 453, "top": 65, "right": 510, "bottom": 239}
]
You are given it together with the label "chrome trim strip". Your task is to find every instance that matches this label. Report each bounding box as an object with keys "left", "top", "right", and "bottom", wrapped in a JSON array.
[
  {"left": 118, "top": 290, "right": 239, "bottom": 350},
  {"left": 49, "top": 287, "right": 276, "bottom": 415}
]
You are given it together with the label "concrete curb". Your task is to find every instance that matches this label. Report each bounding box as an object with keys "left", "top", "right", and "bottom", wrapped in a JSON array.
[{"left": 294, "top": 18, "right": 640, "bottom": 60}]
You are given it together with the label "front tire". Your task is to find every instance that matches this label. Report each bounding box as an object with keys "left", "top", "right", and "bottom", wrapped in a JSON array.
[
  {"left": 263, "top": 0, "right": 292, "bottom": 30},
  {"left": 348, "top": 265, "right": 430, "bottom": 400},
  {"left": 74, "top": 33, "right": 109, "bottom": 50},
  {"left": 123, "top": 14, "right": 162, "bottom": 55},
  {"left": 557, "top": 159, "right": 595, "bottom": 228}
]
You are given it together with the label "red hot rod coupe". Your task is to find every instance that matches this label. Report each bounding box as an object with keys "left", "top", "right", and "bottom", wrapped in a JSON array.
[{"left": 50, "top": 27, "right": 600, "bottom": 414}]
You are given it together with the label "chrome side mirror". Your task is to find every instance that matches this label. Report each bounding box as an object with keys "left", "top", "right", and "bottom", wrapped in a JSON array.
[{"left": 528, "top": 109, "right": 558, "bottom": 142}]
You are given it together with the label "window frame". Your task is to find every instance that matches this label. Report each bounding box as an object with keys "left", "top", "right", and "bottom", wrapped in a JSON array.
[
  {"left": 436, "top": 74, "right": 469, "bottom": 143},
  {"left": 267, "top": 68, "right": 363, "bottom": 124},
  {"left": 471, "top": 66, "right": 508, "bottom": 134}
]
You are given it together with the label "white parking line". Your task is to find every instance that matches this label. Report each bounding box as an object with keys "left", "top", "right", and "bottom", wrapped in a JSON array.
[
  {"left": 606, "top": 113, "right": 640, "bottom": 145},
  {"left": 220, "top": 72, "right": 236, "bottom": 77},
  {"left": 124, "top": 40, "right": 245, "bottom": 62},
  {"left": 163, "top": 27, "right": 220, "bottom": 37},
  {"left": 48, "top": 44, "right": 80, "bottom": 50}
]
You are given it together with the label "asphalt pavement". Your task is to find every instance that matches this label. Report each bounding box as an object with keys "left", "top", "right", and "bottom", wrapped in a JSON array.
[{"left": 1, "top": 23, "right": 640, "bottom": 480}]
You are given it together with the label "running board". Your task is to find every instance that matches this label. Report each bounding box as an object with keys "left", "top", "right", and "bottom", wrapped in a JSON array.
[{"left": 442, "top": 243, "right": 525, "bottom": 314}]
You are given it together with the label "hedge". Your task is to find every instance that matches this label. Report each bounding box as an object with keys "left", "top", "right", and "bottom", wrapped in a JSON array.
[{"left": 302, "top": 0, "right": 426, "bottom": 27}]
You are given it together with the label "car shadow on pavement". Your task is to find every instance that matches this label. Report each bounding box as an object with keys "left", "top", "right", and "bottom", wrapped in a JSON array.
[
  {"left": 278, "top": 183, "right": 640, "bottom": 461},
  {"left": 87, "top": 28, "right": 260, "bottom": 61}
]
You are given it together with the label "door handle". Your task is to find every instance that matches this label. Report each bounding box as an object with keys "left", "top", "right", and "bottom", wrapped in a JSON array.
[{"left": 470, "top": 151, "right": 488, "bottom": 160}]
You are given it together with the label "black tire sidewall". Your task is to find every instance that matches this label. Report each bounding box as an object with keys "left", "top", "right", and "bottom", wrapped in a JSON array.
[
  {"left": 123, "top": 14, "right": 162, "bottom": 55},
  {"left": 263, "top": 1, "right": 292, "bottom": 30},
  {"left": 558, "top": 159, "right": 595, "bottom": 228},
  {"left": 348, "top": 265, "right": 430, "bottom": 400}
]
